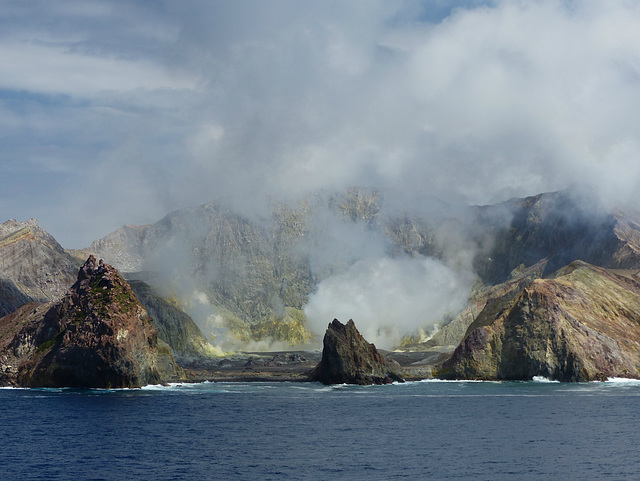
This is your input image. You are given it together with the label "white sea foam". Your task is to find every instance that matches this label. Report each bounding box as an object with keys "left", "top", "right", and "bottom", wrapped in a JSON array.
[
  {"left": 532, "top": 376, "right": 559, "bottom": 383},
  {"left": 140, "top": 382, "right": 206, "bottom": 391},
  {"left": 605, "top": 377, "right": 640, "bottom": 384},
  {"left": 415, "top": 378, "right": 498, "bottom": 384}
]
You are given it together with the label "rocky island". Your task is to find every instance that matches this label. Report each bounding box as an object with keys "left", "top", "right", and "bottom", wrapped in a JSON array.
[
  {"left": 3, "top": 186, "right": 640, "bottom": 386},
  {"left": 0, "top": 256, "right": 182, "bottom": 388},
  {"left": 310, "top": 319, "right": 403, "bottom": 385}
]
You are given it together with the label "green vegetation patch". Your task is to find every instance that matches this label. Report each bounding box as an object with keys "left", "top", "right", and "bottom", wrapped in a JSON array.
[{"left": 36, "top": 331, "right": 64, "bottom": 353}]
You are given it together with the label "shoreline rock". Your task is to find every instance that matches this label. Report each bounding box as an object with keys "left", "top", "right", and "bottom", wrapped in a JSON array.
[
  {"left": 436, "top": 261, "right": 640, "bottom": 381},
  {"left": 310, "top": 319, "right": 404, "bottom": 385},
  {"left": 1, "top": 255, "right": 183, "bottom": 388}
]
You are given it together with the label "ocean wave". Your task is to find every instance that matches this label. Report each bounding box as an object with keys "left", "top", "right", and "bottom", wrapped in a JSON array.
[
  {"left": 140, "top": 381, "right": 207, "bottom": 391},
  {"left": 605, "top": 377, "right": 640, "bottom": 384},
  {"left": 413, "top": 378, "right": 502, "bottom": 384},
  {"left": 532, "top": 376, "right": 560, "bottom": 383}
]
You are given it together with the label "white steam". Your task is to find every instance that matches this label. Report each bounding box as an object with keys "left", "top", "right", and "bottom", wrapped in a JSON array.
[{"left": 304, "top": 255, "right": 473, "bottom": 350}]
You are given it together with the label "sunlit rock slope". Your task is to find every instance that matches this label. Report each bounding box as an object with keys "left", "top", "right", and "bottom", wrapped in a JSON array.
[
  {"left": 0, "top": 218, "right": 80, "bottom": 314},
  {"left": 436, "top": 261, "right": 640, "bottom": 381}
]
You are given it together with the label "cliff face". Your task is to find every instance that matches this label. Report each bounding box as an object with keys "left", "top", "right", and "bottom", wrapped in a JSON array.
[
  {"left": 86, "top": 187, "right": 640, "bottom": 351},
  {"left": 0, "top": 218, "right": 79, "bottom": 312},
  {"left": 0, "top": 256, "right": 182, "bottom": 388},
  {"left": 0, "top": 278, "right": 32, "bottom": 318},
  {"left": 472, "top": 189, "right": 637, "bottom": 284},
  {"left": 437, "top": 261, "right": 640, "bottom": 381},
  {"left": 310, "top": 319, "right": 403, "bottom": 385},
  {"left": 128, "top": 280, "right": 219, "bottom": 362},
  {"left": 90, "top": 200, "right": 315, "bottom": 345}
]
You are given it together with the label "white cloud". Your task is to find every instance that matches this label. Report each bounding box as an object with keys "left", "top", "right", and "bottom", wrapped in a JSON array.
[
  {"left": 0, "top": 41, "right": 194, "bottom": 96},
  {"left": 2, "top": 1, "right": 640, "bottom": 246}
]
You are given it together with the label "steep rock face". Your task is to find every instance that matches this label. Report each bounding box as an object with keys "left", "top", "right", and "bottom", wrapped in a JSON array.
[
  {"left": 310, "top": 319, "right": 403, "bottom": 385},
  {"left": 90, "top": 201, "right": 315, "bottom": 344},
  {"left": 86, "top": 187, "right": 640, "bottom": 350},
  {"left": 128, "top": 280, "right": 219, "bottom": 362},
  {"left": 473, "top": 188, "right": 637, "bottom": 284},
  {"left": 0, "top": 256, "right": 182, "bottom": 388},
  {"left": 88, "top": 224, "right": 151, "bottom": 273},
  {"left": 437, "top": 261, "right": 640, "bottom": 381},
  {"left": 0, "top": 278, "right": 32, "bottom": 318},
  {"left": 0, "top": 218, "right": 79, "bottom": 305}
]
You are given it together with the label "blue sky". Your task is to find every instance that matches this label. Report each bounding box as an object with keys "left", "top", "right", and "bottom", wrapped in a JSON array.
[{"left": 2, "top": 0, "right": 640, "bottom": 247}]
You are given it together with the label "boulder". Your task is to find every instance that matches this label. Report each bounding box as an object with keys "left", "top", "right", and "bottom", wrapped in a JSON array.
[{"left": 310, "top": 319, "right": 403, "bottom": 385}]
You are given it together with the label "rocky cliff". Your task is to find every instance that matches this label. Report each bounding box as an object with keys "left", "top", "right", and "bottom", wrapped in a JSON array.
[
  {"left": 0, "top": 218, "right": 79, "bottom": 313},
  {"left": 310, "top": 319, "right": 403, "bottom": 385},
  {"left": 86, "top": 186, "right": 640, "bottom": 351},
  {"left": 436, "top": 261, "right": 640, "bottom": 381},
  {"left": 128, "top": 279, "right": 220, "bottom": 362},
  {"left": 0, "top": 256, "right": 182, "bottom": 388},
  {"left": 472, "top": 188, "right": 639, "bottom": 284}
]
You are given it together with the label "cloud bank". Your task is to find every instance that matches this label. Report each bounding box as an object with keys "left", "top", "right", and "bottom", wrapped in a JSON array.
[{"left": 1, "top": 1, "right": 640, "bottom": 247}]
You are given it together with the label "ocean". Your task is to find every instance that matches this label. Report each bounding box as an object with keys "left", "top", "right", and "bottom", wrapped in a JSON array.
[{"left": 2, "top": 379, "right": 640, "bottom": 480}]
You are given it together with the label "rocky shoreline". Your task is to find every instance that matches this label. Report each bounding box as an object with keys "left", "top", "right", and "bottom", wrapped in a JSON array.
[{"left": 178, "top": 348, "right": 439, "bottom": 384}]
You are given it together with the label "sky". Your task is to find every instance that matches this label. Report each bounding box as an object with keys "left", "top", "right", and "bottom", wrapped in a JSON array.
[{"left": 2, "top": 0, "right": 640, "bottom": 248}]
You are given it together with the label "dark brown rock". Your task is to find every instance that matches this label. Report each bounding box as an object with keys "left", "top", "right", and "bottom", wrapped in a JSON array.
[
  {"left": 309, "top": 319, "right": 403, "bottom": 385},
  {"left": 0, "top": 255, "right": 182, "bottom": 388}
]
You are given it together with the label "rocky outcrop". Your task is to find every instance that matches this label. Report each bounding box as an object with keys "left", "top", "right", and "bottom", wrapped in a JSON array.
[
  {"left": 0, "top": 255, "right": 182, "bottom": 388},
  {"left": 310, "top": 319, "right": 403, "bottom": 385},
  {"left": 403, "top": 260, "right": 548, "bottom": 352},
  {"left": 436, "top": 261, "right": 640, "bottom": 381}
]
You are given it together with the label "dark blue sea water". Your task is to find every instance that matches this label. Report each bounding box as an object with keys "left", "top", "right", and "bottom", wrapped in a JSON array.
[{"left": 2, "top": 378, "right": 640, "bottom": 480}]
